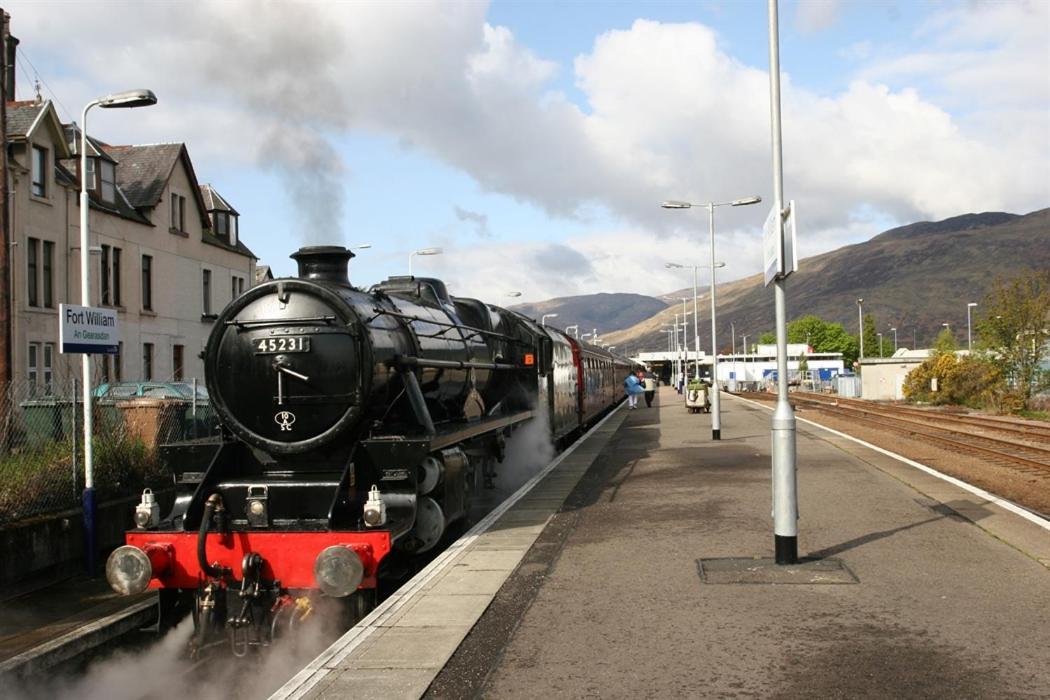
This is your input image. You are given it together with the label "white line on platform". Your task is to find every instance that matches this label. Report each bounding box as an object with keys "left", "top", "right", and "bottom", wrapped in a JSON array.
[
  {"left": 728, "top": 393, "right": 1050, "bottom": 532},
  {"left": 271, "top": 403, "right": 627, "bottom": 700}
]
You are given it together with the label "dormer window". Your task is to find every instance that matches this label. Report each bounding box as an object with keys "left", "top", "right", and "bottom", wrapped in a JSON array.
[
  {"left": 100, "top": 160, "right": 116, "bottom": 203},
  {"left": 214, "top": 211, "right": 228, "bottom": 237},
  {"left": 84, "top": 157, "right": 97, "bottom": 189},
  {"left": 31, "top": 145, "right": 47, "bottom": 197}
]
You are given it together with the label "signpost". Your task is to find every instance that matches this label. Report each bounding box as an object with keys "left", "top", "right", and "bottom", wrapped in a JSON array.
[
  {"left": 59, "top": 304, "right": 119, "bottom": 355},
  {"left": 762, "top": 200, "right": 797, "bottom": 287}
]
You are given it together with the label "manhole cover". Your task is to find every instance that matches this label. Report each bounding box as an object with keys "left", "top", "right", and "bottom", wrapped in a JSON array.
[{"left": 696, "top": 557, "right": 858, "bottom": 584}]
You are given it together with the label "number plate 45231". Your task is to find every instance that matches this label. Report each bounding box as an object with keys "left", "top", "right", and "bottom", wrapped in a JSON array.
[{"left": 255, "top": 336, "right": 311, "bottom": 354}]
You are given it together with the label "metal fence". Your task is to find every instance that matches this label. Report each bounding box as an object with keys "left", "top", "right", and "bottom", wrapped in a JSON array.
[{"left": 0, "top": 375, "right": 219, "bottom": 527}]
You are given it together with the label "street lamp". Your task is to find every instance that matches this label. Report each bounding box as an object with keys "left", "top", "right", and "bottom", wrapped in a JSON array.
[
  {"left": 541, "top": 313, "right": 558, "bottom": 327},
  {"left": 565, "top": 324, "right": 578, "bottom": 338},
  {"left": 505, "top": 291, "right": 522, "bottom": 298},
  {"left": 79, "top": 88, "right": 157, "bottom": 575},
  {"left": 856, "top": 298, "right": 864, "bottom": 361},
  {"left": 877, "top": 332, "right": 883, "bottom": 357},
  {"left": 408, "top": 247, "right": 443, "bottom": 275},
  {"left": 967, "top": 302, "right": 978, "bottom": 352},
  {"left": 662, "top": 196, "right": 760, "bottom": 439},
  {"left": 741, "top": 334, "right": 749, "bottom": 384},
  {"left": 890, "top": 327, "right": 897, "bottom": 352}
]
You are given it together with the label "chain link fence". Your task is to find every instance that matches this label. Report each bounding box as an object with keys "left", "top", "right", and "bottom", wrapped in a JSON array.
[{"left": 0, "top": 373, "right": 219, "bottom": 527}]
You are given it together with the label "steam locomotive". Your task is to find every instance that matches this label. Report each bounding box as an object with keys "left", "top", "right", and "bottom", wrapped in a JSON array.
[{"left": 105, "top": 245, "right": 633, "bottom": 656}]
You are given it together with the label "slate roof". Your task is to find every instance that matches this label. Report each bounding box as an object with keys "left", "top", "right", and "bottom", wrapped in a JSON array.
[
  {"left": 6, "top": 101, "right": 42, "bottom": 138},
  {"left": 200, "top": 183, "right": 239, "bottom": 215},
  {"left": 62, "top": 124, "right": 118, "bottom": 162},
  {"left": 101, "top": 143, "right": 186, "bottom": 210}
]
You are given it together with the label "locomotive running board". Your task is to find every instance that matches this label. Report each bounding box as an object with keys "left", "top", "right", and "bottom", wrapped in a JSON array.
[{"left": 429, "top": 410, "right": 535, "bottom": 451}]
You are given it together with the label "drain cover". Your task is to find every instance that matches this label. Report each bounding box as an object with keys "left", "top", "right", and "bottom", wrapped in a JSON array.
[{"left": 697, "top": 557, "right": 858, "bottom": 584}]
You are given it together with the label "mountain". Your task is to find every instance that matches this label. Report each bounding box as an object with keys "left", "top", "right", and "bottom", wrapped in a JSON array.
[
  {"left": 510, "top": 293, "right": 670, "bottom": 338},
  {"left": 601, "top": 209, "right": 1049, "bottom": 354}
]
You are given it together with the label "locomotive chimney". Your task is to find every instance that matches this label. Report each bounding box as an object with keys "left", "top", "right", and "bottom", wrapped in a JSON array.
[{"left": 290, "top": 245, "right": 355, "bottom": 286}]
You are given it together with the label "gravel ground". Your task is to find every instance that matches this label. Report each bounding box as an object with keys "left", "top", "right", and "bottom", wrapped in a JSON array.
[{"left": 749, "top": 395, "right": 1050, "bottom": 517}]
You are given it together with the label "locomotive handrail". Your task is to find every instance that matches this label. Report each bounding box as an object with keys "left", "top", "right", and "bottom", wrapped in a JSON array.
[
  {"left": 394, "top": 355, "right": 522, "bottom": 372},
  {"left": 367, "top": 308, "right": 523, "bottom": 344},
  {"left": 224, "top": 315, "right": 337, "bottom": 328}
]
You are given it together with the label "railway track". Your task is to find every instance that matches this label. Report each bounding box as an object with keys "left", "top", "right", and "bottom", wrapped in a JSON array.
[{"left": 737, "top": 391, "right": 1050, "bottom": 479}]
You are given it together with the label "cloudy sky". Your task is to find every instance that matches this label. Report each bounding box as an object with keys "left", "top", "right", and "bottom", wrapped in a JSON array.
[{"left": 9, "top": 0, "right": 1048, "bottom": 303}]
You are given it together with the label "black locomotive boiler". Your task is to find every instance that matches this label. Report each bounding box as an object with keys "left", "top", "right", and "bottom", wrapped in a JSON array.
[{"left": 105, "top": 245, "right": 631, "bottom": 656}]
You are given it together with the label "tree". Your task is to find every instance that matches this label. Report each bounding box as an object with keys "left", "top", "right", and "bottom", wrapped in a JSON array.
[
  {"left": 933, "top": 328, "right": 958, "bottom": 357},
  {"left": 786, "top": 315, "right": 859, "bottom": 365},
  {"left": 757, "top": 331, "right": 777, "bottom": 345},
  {"left": 975, "top": 269, "right": 1050, "bottom": 409},
  {"left": 861, "top": 313, "right": 884, "bottom": 357}
]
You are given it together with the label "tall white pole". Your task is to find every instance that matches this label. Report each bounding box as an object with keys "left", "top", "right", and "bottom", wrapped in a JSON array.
[
  {"left": 80, "top": 102, "right": 98, "bottom": 575},
  {"left": 692, "top": 267, "right": 700, "bottom": 380},
  {"left": 681, "top": 298, "right": 690, "bottom": 381},
  {"left": 967, "top": 302, "right": 977, "bottom": 352},
  {"left": 768, "top": 0, "right": 798, "bottom": 564},
  {"left": 708, "top": 203, "right": 721, "bottom": 440}
]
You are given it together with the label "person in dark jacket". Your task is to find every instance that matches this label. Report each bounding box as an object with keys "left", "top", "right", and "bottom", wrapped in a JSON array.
[{"left": 642, "top": 370, "right": 657, "bottom": 407}]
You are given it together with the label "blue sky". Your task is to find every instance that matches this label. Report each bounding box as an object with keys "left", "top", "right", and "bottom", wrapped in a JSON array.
[{"left": 8, "top": 0, "right": 1048, "bottom": 304}]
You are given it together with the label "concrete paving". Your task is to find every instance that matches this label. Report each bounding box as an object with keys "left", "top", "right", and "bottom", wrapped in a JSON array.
[{"left": 279, "top": 386, "right": 1050, "bottom": 699}]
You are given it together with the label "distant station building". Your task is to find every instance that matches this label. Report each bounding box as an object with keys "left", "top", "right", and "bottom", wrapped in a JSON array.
[{"left": 633, "top": 344, "right": 845, "bottom": 391}]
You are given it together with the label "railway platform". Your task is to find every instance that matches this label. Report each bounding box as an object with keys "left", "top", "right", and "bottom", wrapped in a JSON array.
[{"left": 276, "top": 386, "right": 1050, "bottom": 699}]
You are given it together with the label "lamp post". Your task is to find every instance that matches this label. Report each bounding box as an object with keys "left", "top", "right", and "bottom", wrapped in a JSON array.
[
  {"left": 679, "top": 298, "right": 691, "bottom": 379},
  {"left": 662, "top": 196, "right": 759, "bottom": 440},
  {"left": 967, "top": 302, "right": 977, "bottom": 352},
  {"left": 877, "top": 332, "right": 883, "bottom": 357},
  {"left": 408, "top": 247, "right": 442, "bottom": 275},
  {"left": 565, "top": 324, "right": 578, "bottom": 338},
  {"left": 856, "top": 298, "right": 864, "bottom": 362},
  {"left": 741, "top": 334, "right": 749, "bottom": 384},
  {"left": 541, "top": 313, "right": 558, "bottom": 327},
  {"left": 890, "top": 327, "right": 897, "bottom": 352},
  {"left": 79, "top": 89, "right": 157, "bottom": 576}
]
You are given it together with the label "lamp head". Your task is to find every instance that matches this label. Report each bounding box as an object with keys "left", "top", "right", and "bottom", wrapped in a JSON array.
[
  {"left": 661, "top": 200, "right": 692, "bottom": 209},
  {"left": 98, "top": 89, "right": 158, "bottom": 109},
  {"left": 415, "top": 247, "right": 443, "bottom": 256},
  {"left": 731, "top": 196, "right": 761, "bottom": 206},
  {"left": 968, "top": 302, "right": 978, "bottom": 307}
]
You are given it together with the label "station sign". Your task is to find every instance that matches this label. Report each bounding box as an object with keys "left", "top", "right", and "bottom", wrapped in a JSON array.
[
  {"left": 763, "top": 200, "right": 798, "bottom": 286},
  {"left": 59, "top": 304, "right": 119, "bottom": 354}
]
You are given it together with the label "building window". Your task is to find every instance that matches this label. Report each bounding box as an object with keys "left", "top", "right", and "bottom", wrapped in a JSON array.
[
  {"left": 26, "top": 237, "right": 38, "bottom": 307},
  {"left": 100, "top": 160, "right": 116, "bottom": 203},
  {"left": 101, "top": 352, "right": 110, "bottom": 384},
  {"left": 171, "top": 193, "right": 186, "bottom": 232},
  {"left": 141, "top": 255, "right": 153, "bottom": 311},
  {"left": 112, "top": 247, "right": 121, "bottom": 306},
  {"left": 100, "top": 245, "right": 110, "bottom": 305},
  {"left": 27, "top": 342, "right": 38, "bottom": 394},
  {"left": 202, "top": 269, "right": 212, "bottom": 315},
  {"left": 231, "top": 275, "right": 245, "bottom": 300},
  {"left": 84, "top": 157, "right": 97, "bottom": 190},
  {"left": 100, "top": 245, "right": 122, "bottom": 307},
  {"left": 143, "top": 342, "right": 153, "bottom": 381},
  {"left": 42, "top": 241, "right": 54, "bottom": 308},
  {"left": 115, "top": 342, "right": 123, "bottom": 382},
  {"left": 31, "top": 145, "right": 47, "bottom": 197},
  {"left": 173, "top": 344, "right": 184, "bottom": 381},
  {"left": 214, "top": 211, "right": 228, "bottom": 237},
  {"left": 43, "top": 343, "right": 54, "bottom": 395}
]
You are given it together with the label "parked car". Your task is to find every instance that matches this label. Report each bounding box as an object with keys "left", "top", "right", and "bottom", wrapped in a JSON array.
[{"left": 94, "top": 381, "right": 209, "bottom": 401}]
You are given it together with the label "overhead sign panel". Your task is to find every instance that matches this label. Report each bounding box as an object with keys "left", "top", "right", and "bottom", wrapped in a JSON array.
[{"left": 59, "top": 304, "right": 119, "bottom": 354}]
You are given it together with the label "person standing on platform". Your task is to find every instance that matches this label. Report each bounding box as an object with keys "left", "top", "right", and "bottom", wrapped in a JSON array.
[
  {"left": 643, "top": 370, "right": 657, "bottom": 407},
  {"left": 623, "top": 371, "right": 644, "bottom": 409}
]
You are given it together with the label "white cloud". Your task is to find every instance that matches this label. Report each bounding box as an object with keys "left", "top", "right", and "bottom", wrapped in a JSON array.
[
  {"left": 7, "top": 0, "right": 1046, "bottom": 300},
  {"left": 795, "top": 0, "right": 841, "bottom": 34}
]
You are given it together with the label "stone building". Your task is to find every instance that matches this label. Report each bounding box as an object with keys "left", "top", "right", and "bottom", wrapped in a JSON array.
[{"left": 5, "top": 98, "right": 255, "bottom": 395}]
